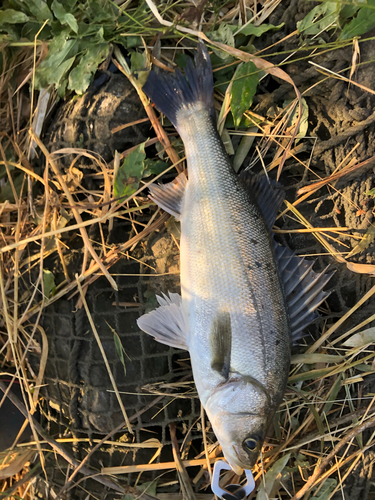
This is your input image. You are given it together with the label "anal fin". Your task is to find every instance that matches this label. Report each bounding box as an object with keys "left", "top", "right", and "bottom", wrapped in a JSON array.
[
  {"left": 148, "top": 172, "right": 187, "bottom": 220},
  {"left": 137, "top": 292, "right": 189, "bottom": 350}
]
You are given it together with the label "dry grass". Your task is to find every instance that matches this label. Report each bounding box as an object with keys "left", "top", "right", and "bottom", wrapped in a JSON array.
[{"left": 1, "top": 0, "right": 375, "bottom": 499}]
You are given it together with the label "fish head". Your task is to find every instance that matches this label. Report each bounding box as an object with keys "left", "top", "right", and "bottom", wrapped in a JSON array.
[{"left": 205, "top": 374, "right": 275, "bottom": 473}]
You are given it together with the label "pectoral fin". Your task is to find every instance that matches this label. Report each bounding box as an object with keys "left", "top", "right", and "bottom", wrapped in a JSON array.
[
  {"left": 148, "top": 172, "right": 187, "bottom": 220},
  {"left": 210, "top": 311, "right": 232, "bottom": 380},
  {"left": 137, "top": 292, "right": 189, "bottom": 350}
]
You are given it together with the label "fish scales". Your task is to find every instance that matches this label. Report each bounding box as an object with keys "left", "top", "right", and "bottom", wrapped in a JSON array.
[
  {"left": 137, "top": 42, "right": 332, "bottom": 473},
  {"left": 179, "top": 106, "right": 290, "bottom": 400}
]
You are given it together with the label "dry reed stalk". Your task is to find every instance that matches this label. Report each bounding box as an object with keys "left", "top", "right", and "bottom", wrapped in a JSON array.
[
  {"left": 169, "top": 423, "right": 196, "bottom": 500},
  {"left": 102, "top": 457, "right": 218, "bottom": 475},
  {"left": 297, "top": 154, "right": 375, "bottom": 195}
]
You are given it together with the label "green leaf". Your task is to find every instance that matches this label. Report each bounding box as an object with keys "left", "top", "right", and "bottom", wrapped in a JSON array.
[
  {"left": 231, "top": 61, "right": 259, "bottom": 127},
  {"left": 356, "top": 363, "right": 374, "bottom": 372},
  {"left": 125, "top": 35, "right": 142, "bottom": 49},
  {"left": 63, "top": 0, "right": 78, "bottom": 8},
  {"left": 236, "top": 23, "right": 284, "bottom": 37},
  {"left": 51, "top": 0, "right": 78, "bottom": 33},
  {"left": 340, "top": 2, "right": 375, "bottom": 40},
  {"left": 0, "top": 9, "right": 29, "bottom": 24},
  {"left": 26, "top": 0, "right": 54, "bottom": 22},
  {"left": 87, "top": 1, "right": 116, "bottom": 23},
  {"left": 289, "top": 366, "right": 333, "bottom": 383},
  {"left": 22, "top": 21, "right": 51, "bottom": 40},
  {"left": 143, "top": 159, "right": 168, "bottom": 178},
  {"left": 322, "top": 374, "right": 342, "bottom": 416},
  {"left": 130, "top": 51, "right": 149, "bottom": 85},
  {"left": 311, "top": 478, "right": 337, "bottom": 500},
  {"left": 175, "top": 52, "right": 190, "bottom": 70},
  {"left": 95, "top": 26, "right": 105, "bottom": 43},
  {"left": 0, "top": 173, "right": 24, "bottom": 203},
  {"left": 340, "top": 5, "right": 360, "bottom": 25},
  {"left": 34, "top": 34, "right": 78, "bottom": 89},
  {"left": 347, "top": 223, "right": 375, "bottom": 258},
  {"left": 208, "top": 23, "right": 235, "bottom": 59},
  {"left": 284, "top": 97, "right": 309, "bottom": 141},
  {"left": 297, "top": 2, "right": 339, "bottom": 36},
  {"left": 43, "top": 269, "right": 56, "bottom": 299},
  {"left": 291, "top": 353, "right": 344, "bottom": 364},
  {"left": 131, "top": 51, "right": 145, "bottom": 72},
  {"left": 114, "top": 142, "right": 146, "bottom": 200},
  {"left": 138, "top": 480, "right": 158, "bottom": 497},
  {"left": 68, "top": 43, "right": 109, "bottom": 94},
  {"left": 233, "top": 132, "right": 257, "bottom": 172},
  {"left": 256, "top": 454, "right": 290, "bottom": 500},
  {"left": 342, "top": 327, "right": 375, "bottom": 348},
  {"left": 113, "top": 331, "right": 126, "bottom": 375}
]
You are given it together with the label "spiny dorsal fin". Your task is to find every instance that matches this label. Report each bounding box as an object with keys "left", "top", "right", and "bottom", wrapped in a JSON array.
[
  {"left": 148, "top": 172, "right": 187, "bottom": 220},
  {"left": 137, "top": 292, "right": 189, "bottom": 350},
  {"left": 239, "top": 172, "right": 285, "bottom": 229},
  {"left": 274, "top": 244, "right": 334, "bottom": 342}
]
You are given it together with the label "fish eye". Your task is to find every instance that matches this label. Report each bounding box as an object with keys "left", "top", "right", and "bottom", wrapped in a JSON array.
[{"left": 242, "top": 437, "right": 259, "bottom": 453}]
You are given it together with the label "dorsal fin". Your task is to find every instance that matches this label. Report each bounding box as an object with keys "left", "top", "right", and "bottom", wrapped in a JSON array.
[
  {"left": 239, "top": 172, "right": 284, "bottom": 229},
  {"left": 274, "top": 244, "right": 333, "bottom": 342}
]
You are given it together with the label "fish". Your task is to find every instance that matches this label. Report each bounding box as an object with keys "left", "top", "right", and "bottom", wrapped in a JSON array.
[{"left": 137, "top": 42, "right": 332, "bottom": 474}]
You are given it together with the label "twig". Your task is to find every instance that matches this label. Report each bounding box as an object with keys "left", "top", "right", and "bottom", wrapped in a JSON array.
[
  {"left": 18, "top": 211, "right": 170, "bottom": 324},
  {"left": 1, "top": 158, "right": 182, "bottom": 254},
  {"left": 112, "top": 49, "right": 182, "bottom": 173}
]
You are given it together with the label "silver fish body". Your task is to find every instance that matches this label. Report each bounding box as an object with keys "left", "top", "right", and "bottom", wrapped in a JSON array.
[
  {"left": 138, "top": 43, "right": 331, "bottom": 473},
  {"left": 179, "top": 105, "right": 290, "bottom": 470}
]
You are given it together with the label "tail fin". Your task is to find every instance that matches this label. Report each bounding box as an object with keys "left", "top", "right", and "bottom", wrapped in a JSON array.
[{"left": 142, "top": 41, "right": 215, "bottom": 130}]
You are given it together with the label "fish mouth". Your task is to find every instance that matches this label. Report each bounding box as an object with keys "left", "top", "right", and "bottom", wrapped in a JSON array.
[
  {"left": 222, "top": 446, "right": 254, "bottom": 475},
  {"left": 229, "top": 462, "right": 244, "bottom": 476}
]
